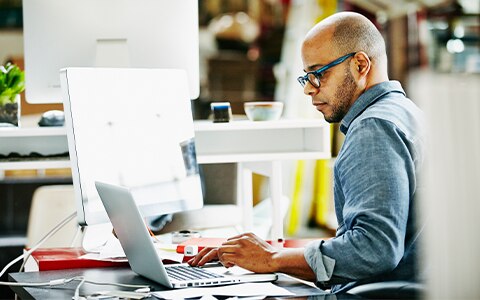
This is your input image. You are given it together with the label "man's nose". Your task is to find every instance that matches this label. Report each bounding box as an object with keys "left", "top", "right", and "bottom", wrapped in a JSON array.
[{"left": 303, "top": 81, "right": 318, "bottom": 96}]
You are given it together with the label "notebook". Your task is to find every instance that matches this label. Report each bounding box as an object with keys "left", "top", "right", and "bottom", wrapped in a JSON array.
[{"left": 95, "top": 181, "right": 277, "bottom": 289}]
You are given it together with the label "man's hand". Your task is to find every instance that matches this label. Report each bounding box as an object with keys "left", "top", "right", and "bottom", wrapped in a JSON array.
[
  {"left": 217, "top": 232, "right": 279, "bottom": 273},
  {"left": 188, "top": 232, "right": 278, "bottom": 273}
]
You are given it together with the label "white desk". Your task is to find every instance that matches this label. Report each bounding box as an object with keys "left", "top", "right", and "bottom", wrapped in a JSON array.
[{"left": 0, "top": 118, "right": 331, "bottom": 242}]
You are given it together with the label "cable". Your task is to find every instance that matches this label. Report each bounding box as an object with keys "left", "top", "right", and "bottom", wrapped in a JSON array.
[
  {"left": 0, "top": 277, "right": 77, "bottom": 287},
  {"left": 74, "top": 276, "right": 85, "bottom": 300},
  {"left": 1, "top": 275, "right": 150, "bottom": 289},
  {"left": 0, "top": 211, "right": 77, "bottom": 280},
  {"left": 73, "top": 277, "right": 150, "bottom": 300},
  {"left": 2, "top": 275, "right": 150, "bottom": 300},
  {"left": 16, "top": 211, "right": 78, "bottom": 274},
  {"left": 10, "top": 212, "right": 77, "bottom": 300},
  {"left": 0, "top": 212, "right": 149, "bottom": 299}
]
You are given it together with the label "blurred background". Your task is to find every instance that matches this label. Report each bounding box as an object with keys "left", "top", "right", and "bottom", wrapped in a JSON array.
[
  {"left": 1, "top": 0, "right": 478, "bottom": 116},
  {"left": 0, "top": 0, "right": 479, "bottom": 298}
]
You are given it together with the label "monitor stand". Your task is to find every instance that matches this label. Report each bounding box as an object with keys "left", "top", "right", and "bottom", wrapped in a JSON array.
[{"left": 81, "top": 223, "right": 114, "bottom": 251}]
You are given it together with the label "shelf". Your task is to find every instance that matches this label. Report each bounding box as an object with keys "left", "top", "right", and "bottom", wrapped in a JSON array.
[
  {"left": 195, "top": 119, "right": 331, "bottom": 163},
  {"left": 0, "top": 127, "right": 68, "bottom": 157},
  {"left": 0, "top": 118, "right": 331, "bottom": 170},
  {"left": 194, "top": 119, "right": 327, "bottom": 131}
]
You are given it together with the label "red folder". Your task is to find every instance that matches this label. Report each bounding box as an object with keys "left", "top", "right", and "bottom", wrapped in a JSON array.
[{"left": 26, "top": 247, "right": 129, "bottom": 271}]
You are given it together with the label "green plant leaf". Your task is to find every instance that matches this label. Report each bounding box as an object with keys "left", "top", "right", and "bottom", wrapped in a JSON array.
[{"left": 0, "top": 63, "right": 25, "bottom": 104}]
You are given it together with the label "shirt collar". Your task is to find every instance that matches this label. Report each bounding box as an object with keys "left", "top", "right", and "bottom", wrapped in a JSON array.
[{"left": 340, "top": 80, "right": 405, "bottom": 134}]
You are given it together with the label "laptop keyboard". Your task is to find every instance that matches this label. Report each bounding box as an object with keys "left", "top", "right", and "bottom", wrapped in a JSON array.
[{"left": 166, "top": 265, "right": 224, "bottom": 281}]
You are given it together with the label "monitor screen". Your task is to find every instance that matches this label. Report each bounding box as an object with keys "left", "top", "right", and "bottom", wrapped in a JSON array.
[
  {"left": 60, "top": 67, "right": 203, "bottom": 226},
  {"left": 22, "top": 0, "right": 200, "bottom": 103}
]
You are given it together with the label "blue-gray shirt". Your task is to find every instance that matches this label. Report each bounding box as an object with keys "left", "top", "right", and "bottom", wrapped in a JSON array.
[{"left": 304, "top": 81, "right": 425, "bottom": 293}]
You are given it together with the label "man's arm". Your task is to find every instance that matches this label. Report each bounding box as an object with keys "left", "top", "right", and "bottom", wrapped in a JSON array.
[{"left": 270, "top": 247, "right": 317, "bottom": 281}]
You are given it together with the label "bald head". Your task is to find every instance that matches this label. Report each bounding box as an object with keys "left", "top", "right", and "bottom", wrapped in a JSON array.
[{"left": 304, "top": 12, "right": 387, "bottom": 67}]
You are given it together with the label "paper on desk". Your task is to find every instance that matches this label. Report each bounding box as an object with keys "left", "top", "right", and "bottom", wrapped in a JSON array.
[
  {"left": 88, "top": 234, "right": 183, "bottom": 263},
  {"left": 151, "top": 282, "right": 294, "bottom": 299},
  {"left": 96, "top": 235, "right": 125, "bottom": 259}
]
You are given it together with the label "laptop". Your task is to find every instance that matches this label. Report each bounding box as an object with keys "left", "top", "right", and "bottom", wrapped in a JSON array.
[{"left": 95, "top": 181, "right": 278, "bottom": 289}]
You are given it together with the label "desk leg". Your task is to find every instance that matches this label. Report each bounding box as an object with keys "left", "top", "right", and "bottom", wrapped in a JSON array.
[
  {"left": 238, "top": 163, "right": 253, "bottom": 232},
  {"left": 240, "top": 161, "right": 285, "bottom": 246},
  {"left": 269, "top": 160, "right": 284, "bottom": 247}
]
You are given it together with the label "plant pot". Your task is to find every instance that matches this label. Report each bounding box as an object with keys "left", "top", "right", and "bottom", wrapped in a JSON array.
[{"left": 0, "top": 94, "right": 20, "bottom": 127}]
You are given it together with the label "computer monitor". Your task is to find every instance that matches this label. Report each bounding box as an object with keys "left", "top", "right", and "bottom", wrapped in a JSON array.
[
  {"left": 60, "top": 67, "right": 203, "bottom": 226},
  {"left": 22, "top": 0, "right": 200, "bottom": 103}
]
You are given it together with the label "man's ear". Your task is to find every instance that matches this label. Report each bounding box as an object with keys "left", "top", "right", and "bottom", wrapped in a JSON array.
[{"left": 353, "top": 52, "right": 370, "bottom": 75}]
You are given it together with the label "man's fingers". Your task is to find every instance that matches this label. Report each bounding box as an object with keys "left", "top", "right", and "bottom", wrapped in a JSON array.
[
  {"left": 188, "top": 247, "right": 217, "bottom": 266},
  {"left": 196, "top": 249, "right": 220, "bottom": 266}
]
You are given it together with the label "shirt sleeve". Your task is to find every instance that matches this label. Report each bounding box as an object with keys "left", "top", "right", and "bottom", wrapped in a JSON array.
[
  {"left": 304, "top": 117, "right": 416, "bottom": 287},
  {"left": 304, "top": 240, "right": 335, "bottom": 282}
]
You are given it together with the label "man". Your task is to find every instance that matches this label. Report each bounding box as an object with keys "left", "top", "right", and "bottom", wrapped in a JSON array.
[{"left": 189, "top": 11, "right": 425, "bottom": 293}]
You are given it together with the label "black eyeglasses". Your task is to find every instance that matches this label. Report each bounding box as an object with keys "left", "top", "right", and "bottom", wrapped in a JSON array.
[{"left": 297, "top": 52, "right": 356, "bottom": 88}]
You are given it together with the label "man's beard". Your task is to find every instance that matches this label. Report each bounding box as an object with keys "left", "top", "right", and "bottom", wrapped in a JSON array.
[{"left": 324, "top": 67, "right": 357, "bottom": 123}]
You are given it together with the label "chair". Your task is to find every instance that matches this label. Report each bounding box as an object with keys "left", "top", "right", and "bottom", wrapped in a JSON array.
[
  {"left": 347, "top": 281, "right": 425, "bottom": 299},
  {"left": 26, "top": 185, "right": 81, "bottom": 248}
]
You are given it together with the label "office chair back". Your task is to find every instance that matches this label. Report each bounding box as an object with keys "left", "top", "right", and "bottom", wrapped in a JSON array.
[{"left": 26, "top": 185, "right": 80, "bottom": 248}]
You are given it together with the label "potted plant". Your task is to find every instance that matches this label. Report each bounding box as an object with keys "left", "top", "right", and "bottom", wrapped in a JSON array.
[{"left": 0, "top": 62, "right": 25, "bottom": 127}]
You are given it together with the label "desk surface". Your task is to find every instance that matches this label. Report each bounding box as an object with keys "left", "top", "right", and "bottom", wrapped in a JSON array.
[{"left": 9, "top": 267, "right": 330, "bottom": 299}]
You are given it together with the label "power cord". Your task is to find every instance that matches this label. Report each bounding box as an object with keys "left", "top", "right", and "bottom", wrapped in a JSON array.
[
  {"left": 0, "top": 276, "right": 77, "bottom": 287},
  {"left": 1, "top": 211, "right": 150, "bottom": 299},
  {"left": 17, "top": 211, "right": 78, "bottom": 274},
  {"left": 7, "top": 212, "right": 77, "bottom": 300},
  {"left": 1, "top": 276, "right": 150, "bottom": 300},
  {"left": 0, "top": 211, "right": 77, "bottom": 279},
  {"left": 73, "top": 276, "right": 150, "bottom": 300}
]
